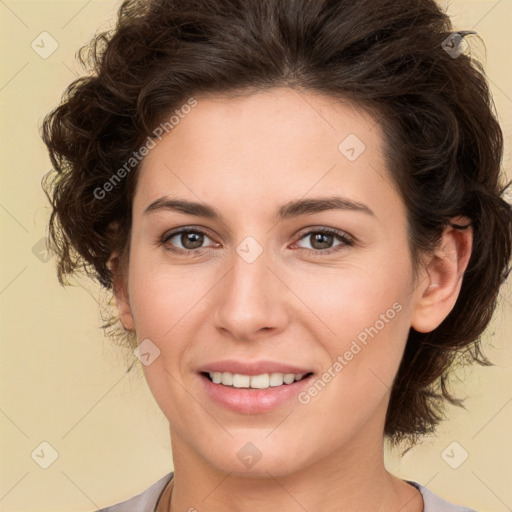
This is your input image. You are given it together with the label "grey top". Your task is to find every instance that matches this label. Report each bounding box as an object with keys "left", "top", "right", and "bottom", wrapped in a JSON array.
[{"left": 96, "top": 472, "right": 478, "bottom": 512}]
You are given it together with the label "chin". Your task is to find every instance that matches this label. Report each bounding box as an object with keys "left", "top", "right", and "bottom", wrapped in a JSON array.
[{"left": 195, "top": 436, "right": 316, "bottom": 479}]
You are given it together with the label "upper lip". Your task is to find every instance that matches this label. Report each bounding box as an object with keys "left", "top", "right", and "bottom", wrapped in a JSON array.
[{"left": 198, "top": 360, "right": 313, "bottom": 376}]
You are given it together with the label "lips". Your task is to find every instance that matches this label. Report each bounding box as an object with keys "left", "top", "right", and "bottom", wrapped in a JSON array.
[
  {"left": 197, "top": 359, "right": 315, "bottom": 413},
  {"left": 197, "top": 359, "right": 313, "bottom": 376}
]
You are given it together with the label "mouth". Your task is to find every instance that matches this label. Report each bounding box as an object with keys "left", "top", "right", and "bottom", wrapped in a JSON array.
[
  {"left": 197, "top": 360, "right": 315, "bottom": 413},
  {"left": 201, "top": 371, "right": 314, "bottom": 389}
]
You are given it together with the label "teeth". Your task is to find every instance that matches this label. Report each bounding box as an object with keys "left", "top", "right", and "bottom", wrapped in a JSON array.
[
  {"left": 207, "top": 371, "right": 308, "bottom": 389},
  {"left": 250, "top": 374, "right": 269, "bottom": 389},
  {"left": 269, "top": 373, "right": 284, "bottom": 387},
  {"left": 221, "top": 372, "right": 233, "bottom": 386},
  {"left": 232, "top": 373, "right": 250, "bottom": 388}
]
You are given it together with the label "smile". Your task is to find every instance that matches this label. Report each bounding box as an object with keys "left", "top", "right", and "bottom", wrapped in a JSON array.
[
  {"left": 199, "top": 371, "right": 315, "bottom": 413},
  {"left": 205, "top": 371, "right": 312, "bottom": 389}
]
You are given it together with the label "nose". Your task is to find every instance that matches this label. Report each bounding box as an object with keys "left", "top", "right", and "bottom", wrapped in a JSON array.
[{"left": 213, "top": 243, "right": 290, "bottom": 342}]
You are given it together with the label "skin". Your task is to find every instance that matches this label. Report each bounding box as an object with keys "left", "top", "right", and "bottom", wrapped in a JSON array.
[{"left": 112, "top": 87, "right": 472, "bottom": 512}]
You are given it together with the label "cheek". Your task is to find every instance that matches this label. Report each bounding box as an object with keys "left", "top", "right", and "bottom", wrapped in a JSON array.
[
  {"left": 296, "top": 259, "right": 411, "bottom": 336},
  {"left": 295, "top": 285, "right": 411, "bottom": 444},
  {"left": 302, "top": 260, "right": 414, "bottom": 383},
  {"left": 127, "top": 256, "right": 206, "bottom": 339}
]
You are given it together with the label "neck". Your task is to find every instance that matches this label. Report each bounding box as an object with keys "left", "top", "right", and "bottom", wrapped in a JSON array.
[{"left": 165, "top": 424, "right": 423, "bottom": 512}]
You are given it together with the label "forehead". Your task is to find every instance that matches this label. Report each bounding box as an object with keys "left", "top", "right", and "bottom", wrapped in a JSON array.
[{"left": 133, "top": 87, "right": 399, "bottom": 220}]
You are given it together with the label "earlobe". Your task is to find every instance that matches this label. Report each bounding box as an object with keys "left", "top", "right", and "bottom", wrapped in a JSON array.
[
  {"left": 108, "top": 253, "right": 135, "bottom": 332},
  {"left": 411, "top": 218, "right": 473, "bottom": 333}
]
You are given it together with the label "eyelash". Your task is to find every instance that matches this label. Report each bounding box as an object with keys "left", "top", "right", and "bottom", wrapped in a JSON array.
[{"left": 160, "top": 226, "right": 354, "bottom": 257}]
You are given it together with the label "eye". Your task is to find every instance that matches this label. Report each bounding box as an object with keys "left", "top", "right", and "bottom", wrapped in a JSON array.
[
  {"left": 161, "top": 227, "right": 218, "bottom": 255},
  {"left": 159, "top": 226, "right": 354, "bottom": 257},
  {"left": 293, "top": 228, "right": 354, "bottom": 255}
]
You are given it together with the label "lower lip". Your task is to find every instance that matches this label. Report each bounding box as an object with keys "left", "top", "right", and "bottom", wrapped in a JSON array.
[{"left": 200, "top": 373, "right": 314, "bottom": 414}]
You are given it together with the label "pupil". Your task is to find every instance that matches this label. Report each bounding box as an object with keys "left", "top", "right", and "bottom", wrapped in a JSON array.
[
  {"left": 183, "top": 232, "right": 203, "bottom": 249},
  {"left": 312, "top": 233, "right": 332, "bottom": 249}
]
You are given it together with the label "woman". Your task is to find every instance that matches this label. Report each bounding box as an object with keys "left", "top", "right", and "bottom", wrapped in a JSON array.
[{"left": 41, "top": 0, "right": 511, "bottom": 510}]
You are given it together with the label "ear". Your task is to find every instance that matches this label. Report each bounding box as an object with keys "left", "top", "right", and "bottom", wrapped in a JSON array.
[
  {"left": 411, "top": 217, "right": 473, "bottom": 333},
  {"left": 108, "top": 252, "right": 135, "bottom": 331}
]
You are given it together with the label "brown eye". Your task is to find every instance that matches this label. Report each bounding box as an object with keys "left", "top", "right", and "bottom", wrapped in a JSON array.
[
  {"left": 162, "top": 228, "right": 216, "bottom": 253},
  {"left": 296, "top": 228, "right": 352, "bottom": 253},
  {"left": 308, "top": 232, "right": 335, "bottom": 250},
  {"left": 178, "top": 231, "right": 205, "bottom": 250}
]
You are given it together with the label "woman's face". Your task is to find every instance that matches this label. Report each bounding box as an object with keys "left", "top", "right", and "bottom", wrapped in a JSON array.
[{"left": 117, "top": 87, "right": 427, "bottom": 477}]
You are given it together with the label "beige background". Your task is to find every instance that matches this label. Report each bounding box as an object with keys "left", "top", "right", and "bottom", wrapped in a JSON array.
[{"left": 0, "top": 1, "right": 510, "bottom": 511}]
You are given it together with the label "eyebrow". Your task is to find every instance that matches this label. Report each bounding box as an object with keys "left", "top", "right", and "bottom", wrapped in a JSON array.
[{"left": 143, "top": 196, "right": 375, "bottom": 220}]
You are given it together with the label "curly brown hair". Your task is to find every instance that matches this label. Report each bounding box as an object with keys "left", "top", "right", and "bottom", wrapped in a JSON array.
[{"left": 41, "top": 0, "right": 512, "bottom": 447}]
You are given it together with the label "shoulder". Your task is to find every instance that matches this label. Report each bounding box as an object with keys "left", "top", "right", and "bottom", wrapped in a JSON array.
[
  {"left": 408, "top": 481, "right": 478, "bottom": 512},
  {"left": 95, "top": 472, "right": 174, "bottom": 512}
]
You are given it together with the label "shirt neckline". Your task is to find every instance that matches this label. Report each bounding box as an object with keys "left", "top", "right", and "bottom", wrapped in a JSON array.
[{"left": 153, "top": 473, "right": 426, "bottom": 512}]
